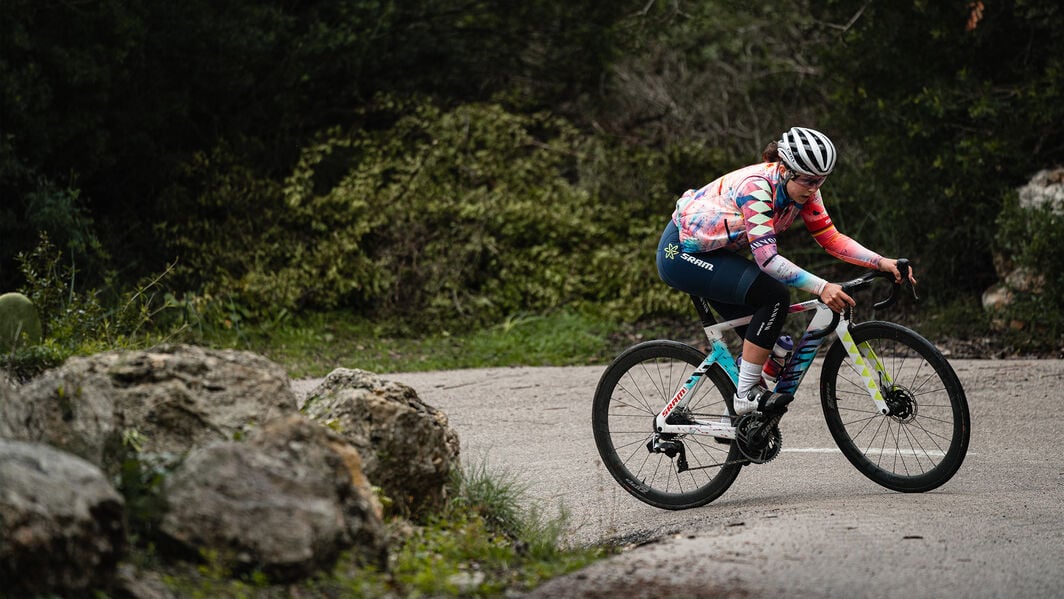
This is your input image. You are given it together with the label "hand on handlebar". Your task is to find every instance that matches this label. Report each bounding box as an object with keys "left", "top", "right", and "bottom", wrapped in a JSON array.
[
  {"left": 819, "top": 282, "right": 856, "bottom": 313},
  {"left": 879, "top": 258, "right": 917, "bottom": 286}
]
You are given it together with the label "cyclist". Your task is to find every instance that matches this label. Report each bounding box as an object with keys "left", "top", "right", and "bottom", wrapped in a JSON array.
[{"left": 656, "top": 126, "right": 915, "bottom": 416}]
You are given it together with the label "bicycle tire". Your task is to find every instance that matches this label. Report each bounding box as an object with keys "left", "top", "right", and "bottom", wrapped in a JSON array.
[
  {"left": 592, "top": 340, "right": 744, "bottom": 510},
  {"left": 820, "top": 322, "right": 970, "bottom": 492}
]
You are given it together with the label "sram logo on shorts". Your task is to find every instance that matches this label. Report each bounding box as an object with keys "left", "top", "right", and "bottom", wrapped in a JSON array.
[{"left": 680, "top": 253, "right": 714, "bottom": 271}]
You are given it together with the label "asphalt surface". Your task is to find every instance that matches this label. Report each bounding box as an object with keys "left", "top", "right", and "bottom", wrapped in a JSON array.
[{"left": 295, "top": 357, "right": 1064, "bottom": 598}]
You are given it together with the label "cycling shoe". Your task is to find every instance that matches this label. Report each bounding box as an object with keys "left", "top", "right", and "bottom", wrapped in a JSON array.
[{"left": 733, "top": 387, "right": 794, "bottom": 415}]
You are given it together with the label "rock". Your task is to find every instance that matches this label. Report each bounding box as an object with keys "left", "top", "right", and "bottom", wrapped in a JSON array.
[
  {"left": 0, "top": 357, "right": 117, "bottom": 466},
  {"left": 984, "top": 166, "right": 1062, "bottom": 325},
  {"left": 158, "top": 415, "right": 387, "bottom": 581},
  {"left": 1017, "top": 166, "right": 1064, "bottom": 214},
  {"left": 0, "top": 292, "right": 42, "bottom": 352},
  {"left": 302, "top": 368, "right": 460, "bottom": 519},
  {"left": 0, "top": 438, "right": 126, "bottom": 596},
  {"left": 113, "top": 563, "right": 181, "bottom": 599},
  {"left": 4, "top": 344, "right": 298, "bottom": 473}
]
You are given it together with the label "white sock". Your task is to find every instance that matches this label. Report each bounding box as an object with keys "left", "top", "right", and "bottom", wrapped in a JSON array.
[{"left": 737, "top": 358, "right": 764, "bottom": 397}]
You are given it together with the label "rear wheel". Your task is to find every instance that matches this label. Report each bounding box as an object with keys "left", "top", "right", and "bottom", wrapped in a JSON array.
[
  {"left": 592, "top": 340, "right": 744, "bottom": 510},
  {"left": 820, "top": 322, "right": 969, "bottom": 492}
]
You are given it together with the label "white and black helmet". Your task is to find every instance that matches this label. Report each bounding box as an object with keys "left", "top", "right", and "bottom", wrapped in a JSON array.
[{"left": 777, "top": 127, "right": 837, "bottom": 176}]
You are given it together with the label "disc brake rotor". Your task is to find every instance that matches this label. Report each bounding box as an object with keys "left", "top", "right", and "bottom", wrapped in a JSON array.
[{"left": 886, "top": 386, "right": 918, "bottom": 423}]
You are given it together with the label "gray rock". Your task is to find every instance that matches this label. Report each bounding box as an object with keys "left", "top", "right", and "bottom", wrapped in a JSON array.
[
  {"left": 302, "top": 368, "right": 460, "bottom": 518},
  {"left": 3, "top": 344, "right": 298, "bottom": 472},
  {"left": 1018, "top": 167, "right": 1064, "bottom": 214},
  {"left": 159, "top": 415, "right": 387, "bottom": 581},
  {"left": 0, "top": 438, "right": 126, "bottom": 596}
]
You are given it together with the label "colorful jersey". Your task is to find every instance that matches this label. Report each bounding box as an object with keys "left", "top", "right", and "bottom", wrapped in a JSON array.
[{"left": 672, "top": 162, "right": 882, "bottom": 295}]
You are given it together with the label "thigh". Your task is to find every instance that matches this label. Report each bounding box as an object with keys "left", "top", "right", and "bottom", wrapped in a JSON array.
[{"left": 658, "top": 226, "right": 761, "bottom": 306}]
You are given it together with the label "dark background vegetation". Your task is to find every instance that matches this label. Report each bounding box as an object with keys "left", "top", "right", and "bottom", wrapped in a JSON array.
[{"left": 3, "top": 0, "right": 1062, "bottom": 363}]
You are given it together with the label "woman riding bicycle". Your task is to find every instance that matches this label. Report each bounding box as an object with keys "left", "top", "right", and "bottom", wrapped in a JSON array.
[{"left": 656, "top": 127, "right": 915, "bottom": 416}]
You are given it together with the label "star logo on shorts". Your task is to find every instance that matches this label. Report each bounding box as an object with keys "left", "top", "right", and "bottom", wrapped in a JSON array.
[{"left": 664, "top": 243, "right": 679, "bottom": 260}]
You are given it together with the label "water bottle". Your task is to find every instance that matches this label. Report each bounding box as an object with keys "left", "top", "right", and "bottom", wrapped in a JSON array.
[{"left": 762, "top": 335, "right": 793, "bottom": 385}]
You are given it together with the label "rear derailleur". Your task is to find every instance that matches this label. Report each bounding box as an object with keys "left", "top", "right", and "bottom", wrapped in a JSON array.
[{"left": 647, "top": 435, "right": 689, "bottom": 472}]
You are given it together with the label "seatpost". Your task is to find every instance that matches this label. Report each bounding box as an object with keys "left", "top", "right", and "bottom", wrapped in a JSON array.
[
  {"left": 690, "top": 295, "right": 724, "bottom": 343},
  {"left": 690, "top": 295, "right": 717, "bottom": 328}
]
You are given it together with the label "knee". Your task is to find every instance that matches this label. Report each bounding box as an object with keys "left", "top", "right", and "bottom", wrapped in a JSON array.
[
  {"left": 750, "top": 275, "right": 789, "bottom": 309},
  {"left": 766, "top": 280, "right": 789, "bottom": 307}
]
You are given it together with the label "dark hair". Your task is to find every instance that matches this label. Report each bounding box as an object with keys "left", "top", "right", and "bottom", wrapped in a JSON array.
[{"left": 762, "top": 141, "right": 780, "bottom": 163}]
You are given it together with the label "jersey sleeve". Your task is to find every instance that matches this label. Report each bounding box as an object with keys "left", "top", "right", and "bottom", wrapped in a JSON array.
[
  {"left": 737, "top": 179, "right": 828, "bottom": 295},
  {"left": 800, "top": 196, "right": 883, "bottom": 269}
]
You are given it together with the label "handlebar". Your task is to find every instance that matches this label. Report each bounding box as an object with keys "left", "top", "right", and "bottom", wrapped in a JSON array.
[
  {"left": 839, "top": 258, "right": 918, "bottom": 312},
  {"left": 806, "top": 259, "right": 917, "bottom": 338}
]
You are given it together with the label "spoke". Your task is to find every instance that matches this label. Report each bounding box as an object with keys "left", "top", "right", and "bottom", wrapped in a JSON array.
[
  {"left": 900, "top": 424, "right": 934, "bottom": 472},
  {"left": 889, "top": 419, "right": 907, "bottom": 476},
  {"left": 621, "top": 369, "right": 659, "bottom": 415},
  {"left": 843, "top": 413, "right": 880, "bottom": 437},
  {"left": 608, "top": 392, "right": 655, "bottom": 415},
  {"left": 908, "top": 418, "right": 952, "bottom": 451},
  {"left": 621, "top": 436, "right": 651, "bottom": 468},
  {"left": 863, "top": 417, "right": 888, "bottom": 465},
  {"left": 910, "top": 413, "right": 954, "bottom": 426}
]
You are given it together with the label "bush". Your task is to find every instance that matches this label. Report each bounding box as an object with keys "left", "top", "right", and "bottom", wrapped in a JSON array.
[
  {"left": 0, "top": 233, "right": 177, "bottom": 380},
  {"left": 162, "top": 99, "right": 703, "bottom": 332},
  {"left": 992, "top": 188, "right": 1064, "bottom": 351}
]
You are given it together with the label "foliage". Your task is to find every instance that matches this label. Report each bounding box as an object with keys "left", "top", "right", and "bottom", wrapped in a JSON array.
[
  {"left": 204, "top": 310, "right": 617, "bottom": 378},
  {"left": 161, "top": 100, "right": 669, "bottom": 331},
  {"left": 0, "top": 0, "right": 639, "bottom": 290},
  {"left": 0, "top": 234, "right": 177, "bottom": 381},
  {"left": 601, "top": 0, "right": 829, "bottom": 157},
  {"left": 993, "top": 190, "right": 1064, "bottom": 351},
  {"left": 812, "top": 0, "right": 1064, "bottom": 300},
  {"left": 4, "top": 0, "right": 1064, "bottom": 351}
]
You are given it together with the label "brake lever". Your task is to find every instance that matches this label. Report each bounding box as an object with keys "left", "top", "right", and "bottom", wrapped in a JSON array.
[{"left": 896, "top": 258, "right": 920, "bottom": 303}]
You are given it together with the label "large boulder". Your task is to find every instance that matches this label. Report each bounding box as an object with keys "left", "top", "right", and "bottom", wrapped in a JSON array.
[
  {"left": 159, "top": 415, "right": 387, "bottom": 581},
  {"left": 0, "top": 355, "right": 116, "bottom": 466},
  {"left": 302, "top": 368, "right": 460, "bottom": 518},
  {"left": 3, "top": 344, "right": 298, "bottom": 472},
  {"left": 0, "top": 438, "right": 126, "bottom": 596}
]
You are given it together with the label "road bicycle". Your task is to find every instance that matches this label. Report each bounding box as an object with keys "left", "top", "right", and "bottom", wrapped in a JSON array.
[{"left": 592, "top": 260, "right": 970, "bottom": 510}]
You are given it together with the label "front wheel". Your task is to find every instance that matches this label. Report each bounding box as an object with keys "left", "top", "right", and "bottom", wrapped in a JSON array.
[
  {"left": 820, "top": 322, "right": 970, "bottom": 492},
  {"left": 592, "top": 340, "right": 744, "bottom": 510}
]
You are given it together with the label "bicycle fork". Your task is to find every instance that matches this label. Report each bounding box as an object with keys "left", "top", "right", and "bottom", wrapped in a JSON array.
[{"left": 835, "top": 319, "right": 893, "bottom": 415}]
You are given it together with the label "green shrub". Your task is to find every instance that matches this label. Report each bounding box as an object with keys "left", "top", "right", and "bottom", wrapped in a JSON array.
[
  {"left": 993, "top": 190, "right": 1064, "bottom": 351},
  {"left": 162, "top": 99, "right": 696, "bottom": 332},
  {"left": 0, "top": 233, "right": 178, "bottom": 380}
]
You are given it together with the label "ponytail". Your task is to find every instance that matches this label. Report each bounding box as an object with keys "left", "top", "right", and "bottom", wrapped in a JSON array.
[{"left": 762, "top": 141, "right": 780, "bottom": 163}]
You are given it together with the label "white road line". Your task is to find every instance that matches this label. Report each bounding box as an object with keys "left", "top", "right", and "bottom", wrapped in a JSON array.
[{"left": 783, "top": 447, "right": 953, "bottom": 457}]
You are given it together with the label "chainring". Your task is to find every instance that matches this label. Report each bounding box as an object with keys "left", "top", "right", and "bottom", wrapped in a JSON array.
[{"left": 735, "top": 413, "right": 783, "bottom": 464}]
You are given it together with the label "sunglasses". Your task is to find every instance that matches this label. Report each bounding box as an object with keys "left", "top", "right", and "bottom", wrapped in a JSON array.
[{"left": 793, "top": 174, "right": 828, "bottom": 187}]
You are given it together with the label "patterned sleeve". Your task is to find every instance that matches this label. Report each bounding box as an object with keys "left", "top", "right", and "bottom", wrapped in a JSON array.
[
  {"left": 737, "top": 179, "right": 828, "bottom": 295},
  {"left": 800, "top": 195, "right": 883, "bottom": 269}
]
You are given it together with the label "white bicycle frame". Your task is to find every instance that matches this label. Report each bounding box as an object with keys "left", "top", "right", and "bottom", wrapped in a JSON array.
[{"left": 653, "top": 298, "right": 892, "bottom": 440}]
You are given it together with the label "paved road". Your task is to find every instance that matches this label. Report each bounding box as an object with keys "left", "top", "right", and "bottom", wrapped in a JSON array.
[{"left": 322, "top": 358, "right": 1063, "bottom": 598}]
